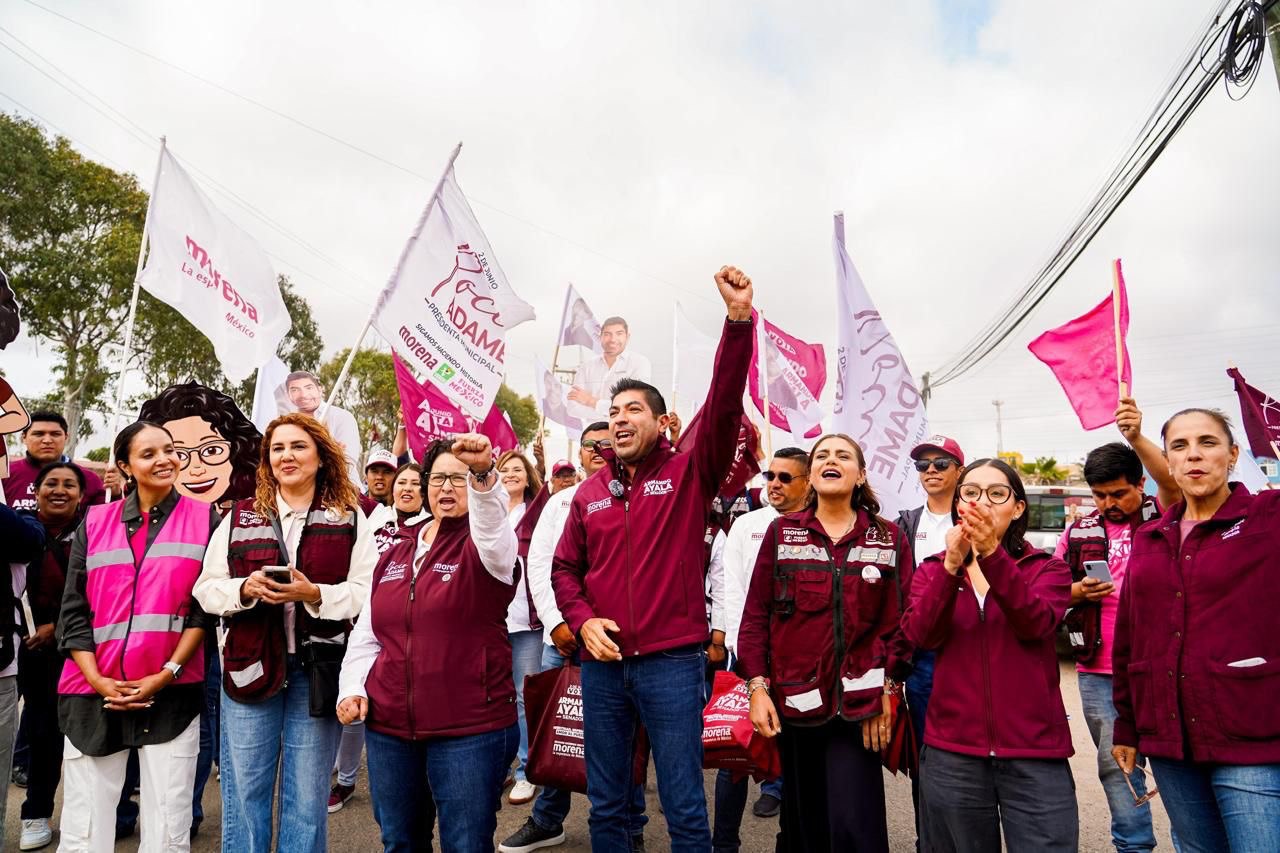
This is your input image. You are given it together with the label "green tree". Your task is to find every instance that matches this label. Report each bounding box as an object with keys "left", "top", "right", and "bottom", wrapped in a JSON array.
[
  {"left": 494, "top": 383, "right": 539, "bottom": 446},
  {"left": 318, "top": 348, "right": 399, "bottom": 448},
  {"left": 1019, "top": 456, "right": 1068, "bottom": 485},
  {"left": 0, "top": 113, "right": 147, "bottom": 453}
]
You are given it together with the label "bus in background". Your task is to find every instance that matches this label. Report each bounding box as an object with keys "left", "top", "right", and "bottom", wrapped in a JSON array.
[{"left": 1024, "top": 485, "right": 1096, "bottom": 553}]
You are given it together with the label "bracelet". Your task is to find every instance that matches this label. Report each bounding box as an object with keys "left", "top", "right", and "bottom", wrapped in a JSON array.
[
  {"left": 884, "top": 678, "right": 902, "bottom": 697},
  {"left": 746, "top": 677, "right": 770, "bottom": 698},
  {"left": 470, "top": 465, "right": 496, "bottom": 483}
]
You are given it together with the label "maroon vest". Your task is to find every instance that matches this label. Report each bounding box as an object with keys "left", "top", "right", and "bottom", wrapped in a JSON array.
[
  {"left": 364, "top": 512, "right": 517, "bottom": 739},
  {"left": 221, "top": 498, "right": 356, "bottom": 702}
]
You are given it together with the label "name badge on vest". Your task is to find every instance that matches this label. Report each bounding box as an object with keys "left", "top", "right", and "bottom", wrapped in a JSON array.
[{"left": 861, "top": 565, "right": 882, "bottom": 583}]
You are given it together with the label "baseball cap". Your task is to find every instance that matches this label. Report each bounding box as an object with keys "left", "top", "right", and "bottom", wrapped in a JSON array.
[
  {"left": 910, "top": 435, "right": 965, "bottom": 467},
  {"left": 365, "top": 449, "right": 397, "bottom": 471},
  {"left": 551, "top": 459, "right": 576, "bottom": 476}
]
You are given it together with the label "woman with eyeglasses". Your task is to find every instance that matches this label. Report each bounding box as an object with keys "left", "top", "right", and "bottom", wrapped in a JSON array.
[
  {"left": 337, "top": 434, "right": 519, "bottom": 852},
  {"left": 901, "top": 458, "right": 1076, "bottom": 852},
  {"left": 738, "top": 434, "right": 914, "bottom": 852},
  {"left": 1112, "top": 409, "right": 1280, "bottom": 851},
  {"left": 57, "top": 422, "right": 221, "bottom": 851}
]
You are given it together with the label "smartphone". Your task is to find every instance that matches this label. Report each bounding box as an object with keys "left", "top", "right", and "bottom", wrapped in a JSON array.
[
  {"left": 263, "top": 565, "right": 293, "bottom": 584},
  {"left": 1083, "top": 560, "right": 1113, "bottom": 585}
]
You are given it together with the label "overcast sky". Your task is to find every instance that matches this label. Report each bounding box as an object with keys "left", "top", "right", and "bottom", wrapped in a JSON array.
[{"left": 2, "top": 0, "right": 1278, "bottom": 464}]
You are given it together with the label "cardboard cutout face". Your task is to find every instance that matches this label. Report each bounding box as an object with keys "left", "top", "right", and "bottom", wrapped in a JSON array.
[
  {"left": 0, "top": 267, "right": 30, "bottom": 487},
  {"left": 138, "top": 381, "right": 261, "bottom": 506}
]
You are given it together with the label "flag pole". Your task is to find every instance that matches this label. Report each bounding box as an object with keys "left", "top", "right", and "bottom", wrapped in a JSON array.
[
  {"left": 758, "top": 309, "right": 773, "bottom": 459},
  {"left": 105, "top": 136, "right": 167, "bottom": 501},
  {"left": 325, "top": 142, "right": 463, "bottom": 410},
  {"left": 1112, "top": 259, "right": 1128, "bottom": 400}
]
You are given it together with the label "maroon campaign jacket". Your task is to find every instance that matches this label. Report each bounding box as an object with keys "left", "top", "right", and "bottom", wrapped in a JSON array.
[
  {"left": 736, "top": 507, "right": 914, "bottom": 724},
  {"left": 1113, "top": 484, "right": 1280, "bottom": 764},
  {"left": 902, "top": 546, "right": 1074, "bottom": 759},
  {"left": 552, "top": 318, "right": 753, "bottom": 658},
  {"left": 364, "top": 512, "right": 517, "bottom": 739}
]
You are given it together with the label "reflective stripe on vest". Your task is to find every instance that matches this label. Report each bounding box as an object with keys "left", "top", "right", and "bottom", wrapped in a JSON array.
[{"left": 59, "top": 497, "right": 210, "bottom": 695}]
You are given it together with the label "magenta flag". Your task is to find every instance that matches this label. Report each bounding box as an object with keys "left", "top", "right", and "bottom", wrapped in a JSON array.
[
  {"left": 1228, "top": 367, "right": 1280, "bottom": 458},
  {"left": 393, "top": 355, "right": 518, "bottom": 462},
  {"left": 675, "top": 407, "right": 761, "bottom": 501},
  {"left": 748, "top": 311, "right": 827, "bottom": 438},
  {"left": 1028, "top": 260, "right": 1133, "bottom": 431}
]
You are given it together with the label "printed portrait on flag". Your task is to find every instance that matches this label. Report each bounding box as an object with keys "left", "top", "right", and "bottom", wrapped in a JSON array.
[
  {"left": 0, "top": 267, "right": 31, "bottom": 485},
  {"left": 536, "top": 358, "right": 582, "bottom": 432},
  {"left": 138, "top": 381, "right": 261, "bottom": 510},
  {"left": 558, "top": 284, "right": 602, "bottom": 352},
  {"left": 566, "top": 315, "right": 653, "bottom": 420}
]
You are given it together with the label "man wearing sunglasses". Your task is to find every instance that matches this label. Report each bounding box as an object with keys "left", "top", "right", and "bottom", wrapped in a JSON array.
[{"left": 897, "top": 434, "right": 965, "bottom": 850}]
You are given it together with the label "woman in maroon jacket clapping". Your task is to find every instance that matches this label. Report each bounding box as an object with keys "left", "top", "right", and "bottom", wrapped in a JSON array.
[
  {"left": 336, "top": 434, "right": 518, "bottom": 853},
  {"left": 738, "top": 433, "right": 914, "bottom": 853},
  {"left": 901, "top": 458, "right": 1076, "bottom": 852},
  {"left": 1112, "top": 409, "right": 1280, "bottom": 852}
]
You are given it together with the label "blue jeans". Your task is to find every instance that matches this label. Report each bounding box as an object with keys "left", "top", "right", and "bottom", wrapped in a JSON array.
[
  {"left": 220, "top": 656, "right": 341, "bottom": 853},
  {"left": 582, "top": 644, "right": 710, "bottom": 852},
  {"left": 510, "top": 629, "right": 545, "bottom": 781},
  {"left": 1150, "top": 758, "right": 1280, "bottom": 852},
  {"left": 192, "top": 639, "right": 221, "bottom": 824},
  {"left": 366, "top": 723, "right": 518, "bottom": 853},
  {"left": 906, "top": 649, "right": 935, "bottom": 852},
  {"left": 1077, "top": 672, "right": 1156, "bottom": 851},
  {"left": 530, "top": 643, "right": 647, "bottom": 836}
]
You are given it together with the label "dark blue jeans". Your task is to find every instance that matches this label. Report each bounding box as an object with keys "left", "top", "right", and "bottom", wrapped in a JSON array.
[
  {"left": 192, "top": 639, "right": 221, "bottom": 824},
  {"left": 366, "top": 723, "right": 517, "bottom": 853},
  {"left": 906, "top": 649, "right": 935, "bottom": 851},
  {"left": 581, "top": 645, "right": 710, "bottom": 852},
  {"left": 1150, "top": 758, "right": 1280, "bottom": 852},
  {"left": 530, "top": 643, "right": 647, "bottom": 836}
]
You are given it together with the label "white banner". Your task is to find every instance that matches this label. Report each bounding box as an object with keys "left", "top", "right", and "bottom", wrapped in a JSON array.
[
  {"left": 372, "top": 156, "right": 534, "bottom": 417},
  {"left": 535, "top": 356, "right": 582, "bottom": 432},
  {"left": 136, "top": 149, "right": 289, "bottom": 382},
  {"left": 558, "top": 283, "right": 602, "bottom": 353},
  {"left": 672, "top": 302, "right": 718, "bottom": 418},
  {"left": 830, "top": 212, "right": 927, "bottom": 519}
]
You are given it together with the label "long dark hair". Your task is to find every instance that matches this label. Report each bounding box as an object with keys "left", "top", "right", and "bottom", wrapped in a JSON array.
[
  {"left": 113, "top": 421, "right": 173, "bottom": 494},
  {"left": 806, "top": 433, "right": 887, "bottom": 538},
  {"left": 951, "top": 458, "right": 1029, "bottom": 558},
  {"left": 138, "top": 381, "right": 262, "bottom": 502},
  {"left": 0, "top": 267, "right": 20, "bottom": 350}
]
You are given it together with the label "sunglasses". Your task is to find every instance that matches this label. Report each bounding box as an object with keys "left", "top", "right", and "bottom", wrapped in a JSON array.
[
  {"left": 1116, "top": 761, "right": 1159, "bottom": 807},
  {"left": 581, "top": 439, "right": 613, "bottom": 451},
  {"left": 914, "top": 458, "right": 956, "bottom": 472},
  {"left": 762, "top": 471, "right": 805, "bottom": 484}
]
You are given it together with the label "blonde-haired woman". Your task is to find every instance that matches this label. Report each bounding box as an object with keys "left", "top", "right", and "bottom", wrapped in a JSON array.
[{"left": 195, "top": 413, "right": 378, "bottom": 853}]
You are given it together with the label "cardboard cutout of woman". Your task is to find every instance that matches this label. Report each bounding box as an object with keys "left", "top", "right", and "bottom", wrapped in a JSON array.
[
  {"left": 0, "top": 268, "right": 31, "bottom": 486},
  {"left": 138, "top": 381, "right": 261, "bottom": 510}
]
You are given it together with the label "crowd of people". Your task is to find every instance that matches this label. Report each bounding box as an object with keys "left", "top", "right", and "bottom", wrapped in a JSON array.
[{"left": 0, "top": 266, "right": 1276, "bottom": 852}]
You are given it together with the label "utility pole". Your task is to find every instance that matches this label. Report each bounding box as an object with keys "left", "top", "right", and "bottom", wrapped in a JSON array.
[
  {"left": 1268, "top": 3, "right": 1280, "bottom": 93},
  {"left": 992, "top": 399, "right": 1005, "bottom": 456}
]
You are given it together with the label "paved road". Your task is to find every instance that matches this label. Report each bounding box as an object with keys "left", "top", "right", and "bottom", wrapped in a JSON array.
[{"left": 4, "top": 662, "right": 1174, "bottom": 851}]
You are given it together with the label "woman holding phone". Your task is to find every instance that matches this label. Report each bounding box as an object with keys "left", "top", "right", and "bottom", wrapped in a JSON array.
[
  {"left": 901, "top": 458, "right": 1077, "bottom": 852},
  {"left": 57, "top": 421, "right": 220, "bottom": 851},
  {"left": 195, "top": 413, "right": 378, "bottom": 853}
]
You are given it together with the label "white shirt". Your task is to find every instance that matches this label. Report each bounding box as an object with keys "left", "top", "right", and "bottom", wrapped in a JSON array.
[
  {"left": 722, "top": 505, "right": 780, "bottom": 655},
  {"left": 2, "top": 561, "right": 25, "bottom": 679},
  {"left": 915, "top": 508, "right": 954, "bottom": 567},
  {"left": 526, "top": 483, "right": 578, "bottom": 645},
  {"left": 505, "top": 501, "right": 536, "bottom": 633},
  {"left": 337, "top": 477, "right": 516, "bottom": 703},
  {"left": 194, "top": 495, "right": 379, "bottom": 650},
  {"left": 707, "top": 530, "right": 727, "bottom": 633},
  {"left": 569, "top": 349, "right": 653, "bottom": 420}
]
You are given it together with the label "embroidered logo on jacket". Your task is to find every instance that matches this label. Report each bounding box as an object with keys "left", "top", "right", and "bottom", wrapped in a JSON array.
[
  {"left": 238, "top": 509, "right": 263, "bottom": 526},
  {"left": 432, "top": 562, "right": 460, "bottom": 582},
  {"left": 1222, "top": 520, "right": 1245, "bottom": 540},
  {"left": 642, "top": 478, "right": 674, "bottom": 497},
  {"left": 781, "top": 527, "right": 808, "bottom": 544},
  {"left": 586, "top": 497, "right": 613, "bottom": 516},
  {"left": 381, "top": 561, "right": 407, "bottom": 583}
]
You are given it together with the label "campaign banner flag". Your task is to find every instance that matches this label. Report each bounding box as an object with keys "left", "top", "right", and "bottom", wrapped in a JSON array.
[
  {"left": 393, "top": 354, "right": 517, "bottom": 461},
  {"left": 558, "top": 284, "right": 602, "bottom": 353},
  {"left": 675, "top": 407, "right": 761, "bottom": 501},
  {"left": 672, "top": 303, "right": 718, "bottom": 418},
  {"left": 830, "top": 213, "right": 927, "bottom": 520},
  {"left": 535, "top": 357, "right": 583, "bottom": 432},
  {"left": 136, "top": 149, "right": 289, "bottom": 381},
  {"left": 372, "top": 151, "right": 535, "bottom": 418},
  {"left": 748, "top": 310, "right": 826, "bottom": 440},
  {"left": 250, "top": 355, "right": 291, "bottom": 432},
  {"left": 1228, "top": 367, "right": 1280, "bottom": 458},
  {"left": 1028, "top": 259, "right": 1132, "bottom": 431}
]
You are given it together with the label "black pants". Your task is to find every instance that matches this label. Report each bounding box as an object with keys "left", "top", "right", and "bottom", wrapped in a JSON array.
[
  {"left": 918, "top": 745, "right": 1078, "bottom": 852},
  {"left": 777, "top": 718, "right": 888, "bottom": 853},
  {"left": 17, "top": 644, "right": 64, "bottom": 820}
]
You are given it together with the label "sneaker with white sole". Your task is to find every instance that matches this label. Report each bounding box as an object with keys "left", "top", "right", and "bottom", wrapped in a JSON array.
[
  {"left": 20, "top": 818, "right": 52, "bottom": 851},
  {"left": 508, "top": 778, "right": 537, "bottom": 804},
  {"left": 498, "top": 817, "right": 566, "bottom": 852}
]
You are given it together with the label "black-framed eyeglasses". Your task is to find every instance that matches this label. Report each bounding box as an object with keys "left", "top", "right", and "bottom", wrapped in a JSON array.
[
  {"left": 582, "top": 439, "right": 612, "bottom": 451},
  {"left": 914, "top": 458, "right": 956, "bottom": 473},
  {"left": 427, "top": 473, "right": 468, "bottom": 489},
  {"left": 762, "top": 471, "right": 805, "bottom": 484},
  {"left": 174, "top": 440, "right": 232, "bottom": 470},
  {"left": 1117, "top": 761, "right": 1159, "bottom": 807},
  {"left": 958, "top": 484, "right": 1013, "bottom": 505}
]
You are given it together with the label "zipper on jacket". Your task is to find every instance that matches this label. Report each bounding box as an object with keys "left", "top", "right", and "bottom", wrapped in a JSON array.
[
  {"left": 624, "top": 500, "right": 638, "bottom": 656},
  {"left": 406, "top": 572, "right": 417, "bottom": 737},
  {"left": 975, "top": 591, "right": 997, "bottom": 756}
]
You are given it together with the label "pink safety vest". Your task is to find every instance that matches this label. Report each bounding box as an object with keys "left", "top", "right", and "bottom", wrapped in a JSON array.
[{"left": 58, "top": 495, "right": 211, "bottom": 695}]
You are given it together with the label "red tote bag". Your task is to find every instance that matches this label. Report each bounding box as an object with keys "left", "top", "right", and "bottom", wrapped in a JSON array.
[{"left": 702, "top": 670, "right": 781, "bottom": 782}]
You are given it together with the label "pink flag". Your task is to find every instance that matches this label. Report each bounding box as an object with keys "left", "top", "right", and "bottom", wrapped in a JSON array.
[
  {"left": 675, "top": 408, "right": 761, "bottom": 501},
  {"left": 393, "top": 355, "right": 518, "bottom": 461},
  {"left": 1028, "top": 260, "right": 1133, "bottom": 430},
  {"left": 748, "top": 311, "right": 826, "bottom": 438},
  {"left": 1227, "top": 367, "right": 1280, "bottom": 459}
]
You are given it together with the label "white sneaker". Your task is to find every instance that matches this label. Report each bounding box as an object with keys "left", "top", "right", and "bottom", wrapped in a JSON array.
[
  {"left": 508, "top": 779, "right": 537, "bottom": 804},
  {"left": 20, "top": 818, "right": 52, "bottom": 851}
]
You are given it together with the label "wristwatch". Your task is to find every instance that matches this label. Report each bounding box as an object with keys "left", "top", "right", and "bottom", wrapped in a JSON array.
[{"left": 162, "top": 661, "right": 183, "bottom": 680}]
